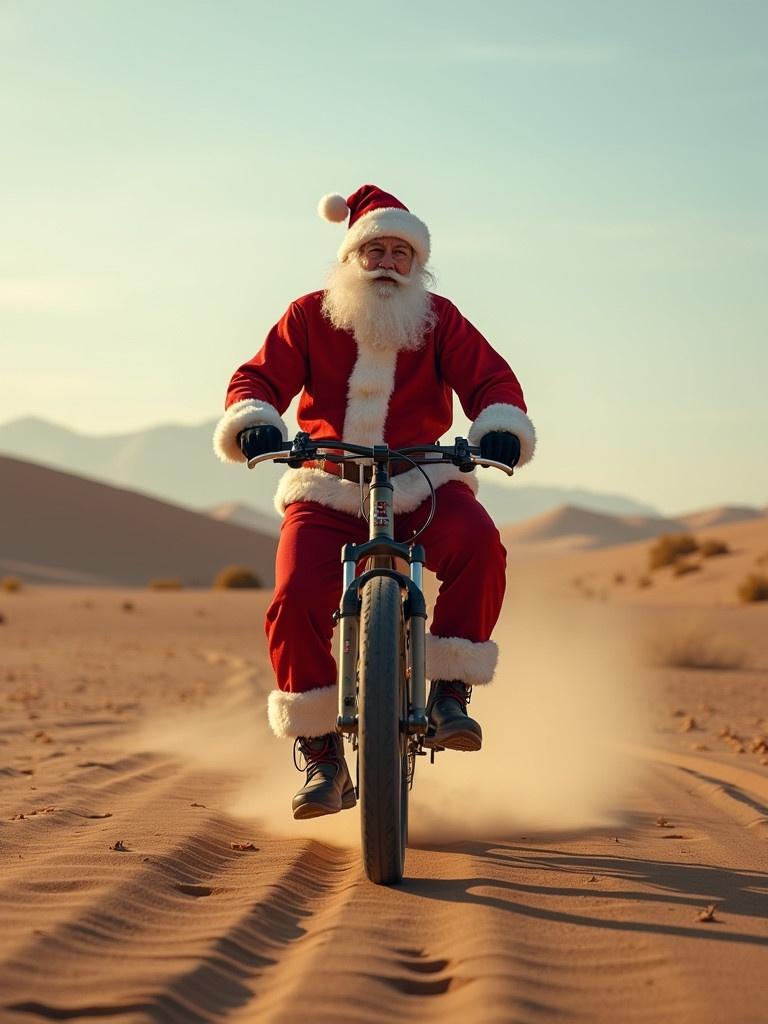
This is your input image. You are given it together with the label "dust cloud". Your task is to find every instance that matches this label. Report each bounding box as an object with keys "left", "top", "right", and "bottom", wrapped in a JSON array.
[
  {"left": 139, "top": 597, "right": 650, "bottom": 847},
  {"left": 408, "top": 598, "right": 650, "bottom": 843}
]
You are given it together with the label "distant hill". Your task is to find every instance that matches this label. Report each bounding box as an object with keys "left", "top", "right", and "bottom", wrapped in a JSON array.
[
  {"left": 501, "top": 504, "right": 684, "bottom": 553},
  {"left": 677, "top": 506, "right": 765, "bottom": 531},
  {"left": 530, "top": 509, "right": 768, "bottom": 608},
  {"left": 0, "top": 456, "right": 276, "bottom": 587},
  {"left": 501, "top": 502, "right": 767, "bottom": 554},
  {"left": 0, "top": 415, "right": 287, "bottom": 516},
  {"left": 207, "top": 501, "right": 282, "bottom": 537},
  {"left": 0, "top": 416, "right": 661, "bottom": 524}
]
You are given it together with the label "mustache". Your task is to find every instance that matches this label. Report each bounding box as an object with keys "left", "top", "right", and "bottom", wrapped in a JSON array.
[{"left": 357, "top": 266, "right": 412, "bottom": 286}]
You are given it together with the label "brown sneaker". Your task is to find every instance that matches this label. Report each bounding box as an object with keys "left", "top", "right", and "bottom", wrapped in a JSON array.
[
  {"left": 292, "top": 733, "right": 356, "bottom": 819},
  {"left": 424, "top": 680, "right": 483, "bottom": 752}
]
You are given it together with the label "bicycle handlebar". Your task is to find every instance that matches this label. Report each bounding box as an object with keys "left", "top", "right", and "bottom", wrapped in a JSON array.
[{"left": 246, "top": 434, "right": 515, "bottom": 477}]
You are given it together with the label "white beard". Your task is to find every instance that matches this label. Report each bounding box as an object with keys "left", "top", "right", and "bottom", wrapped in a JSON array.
[{"left": 321, "top": 257, "right": 436, "bottom": 352}]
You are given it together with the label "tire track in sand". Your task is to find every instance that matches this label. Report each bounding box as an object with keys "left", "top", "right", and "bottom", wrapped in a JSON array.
[
  {"left": 3, "top": 653, "right": 768, "bottom": 1023},
  {"left": 3, "top": 819, "right": 357, "bottom": 1021}
]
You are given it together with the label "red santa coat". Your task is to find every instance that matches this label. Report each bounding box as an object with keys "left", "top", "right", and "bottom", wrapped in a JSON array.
[{"left": 213, "top": 291, "right": 535, "bottom": 515}]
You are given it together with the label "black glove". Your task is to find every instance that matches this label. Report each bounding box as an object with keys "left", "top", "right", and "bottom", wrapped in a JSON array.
[
  {"left": 238, "top": 425, "right": 283, "bottom": 461},
  {"left": 479, "top": 431, "right": 520, "bottom": 468}
]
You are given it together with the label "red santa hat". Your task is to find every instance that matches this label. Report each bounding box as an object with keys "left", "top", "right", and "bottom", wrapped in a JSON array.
[{"left": 317, "top": 184, "right": 431, "bottom": 266}]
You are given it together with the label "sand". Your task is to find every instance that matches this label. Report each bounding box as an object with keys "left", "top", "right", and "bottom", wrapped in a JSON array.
[{"left": 1, "top": 547, "right": 767, "bottom": 1021}]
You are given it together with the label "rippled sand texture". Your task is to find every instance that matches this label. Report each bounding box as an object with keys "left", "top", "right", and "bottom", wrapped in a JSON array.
[{"left": 1, "top": 577, "right": 767, "bottom": 1023}]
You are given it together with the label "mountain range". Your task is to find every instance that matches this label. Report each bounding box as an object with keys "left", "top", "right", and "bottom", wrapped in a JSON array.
[
  {"left": 2, "top": 451, "right": 763, "bottom": 586},
  {"left": 0, "top": 416, "right": 661, "bottom": 525}
]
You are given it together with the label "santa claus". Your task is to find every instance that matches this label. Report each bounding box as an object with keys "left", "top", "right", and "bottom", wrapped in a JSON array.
[{"left": 214, "top": 184, "right": 536, "bottom": 818}]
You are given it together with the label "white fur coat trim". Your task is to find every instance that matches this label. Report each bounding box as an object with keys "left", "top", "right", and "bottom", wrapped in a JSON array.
[
  {"left": 426, "top": 634, "right": 498, "bottom": 685},
  {"left": 467, "top": 403, "right": 537, "bottom": 467},
  {"left": 267, "top": 686, "right": 338, "bottom": 739},
  {"left": 343, "top": 344, "right": 397, "bottom": 445},
  {"left": 213, "top": 399, "right": 289, "bottom": 464},
  {"left": 274, "top": 462, "right": 478, "bottom": 517},
  {"left": 338, "top": 207, "right": 431, "bottom": 266}
]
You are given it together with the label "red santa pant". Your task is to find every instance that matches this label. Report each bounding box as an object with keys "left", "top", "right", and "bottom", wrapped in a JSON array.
[{"left": 264, "top": 481, "right": 506, "bottom": 736}]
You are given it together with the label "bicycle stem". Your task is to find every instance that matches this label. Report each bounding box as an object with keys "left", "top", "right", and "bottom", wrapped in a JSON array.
[{"left": 370, "top": 447, "right": 394, "bottom": 544}]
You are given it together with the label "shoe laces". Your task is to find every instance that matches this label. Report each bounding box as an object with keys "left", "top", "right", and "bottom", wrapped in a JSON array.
[
  {"left": 293, "top": 735, "right": 338, "bottom": 780},
  {"left": 437, "top": 680, "right": 472, "bottom": 710}
]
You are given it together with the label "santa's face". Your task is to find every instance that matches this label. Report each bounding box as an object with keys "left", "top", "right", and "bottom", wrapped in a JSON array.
[
  {"left": 357, "top": 236, "right": 414, "bottom": 278},
  {"left": 321, "top": 238, "right": 434, "bottom": 352}
]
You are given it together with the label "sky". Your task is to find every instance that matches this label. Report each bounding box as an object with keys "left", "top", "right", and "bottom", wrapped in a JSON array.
[{"left": 1, "top": 0, "right": 766, "bottom": 513}]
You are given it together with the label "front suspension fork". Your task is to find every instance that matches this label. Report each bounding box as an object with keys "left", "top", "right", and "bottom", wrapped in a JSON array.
[
  {"left": 336, "top": 550, "right": 428, "bottom": 735},
  {"left": 337, "top": 556, "right": 359, "bottom": 732}
]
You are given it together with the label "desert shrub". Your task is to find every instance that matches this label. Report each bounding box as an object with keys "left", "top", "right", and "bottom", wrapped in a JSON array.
[
  {"left": 756, "top": 551, "right": 768, "bottom": 566},
  {"left": 148, "top": 578, "right": 183, "bottom": 591},
  {"left": 213, "top": 565, "right": 261, "bottom": 589},
  {"left": 645, "top": 619, "right": 746, "bottom": 670},
  {"left": 1, "top": 576, "right": 23, "bottom": 593},
  {"left": 649, "top": 534, "right": 698, "bottom": 570},
  {"left": 613, "top": 572, "right": 625, "bottom": 585},
  {"left": 700, "top": 539, "right": 730, "bottom": 558},
  {"left": 673, "top": 560, "right": 701, "bottom": 577},
  {"left": 637, "top": 575, "right": 653, "bottom": 589},
  {"left": 737, "top": 574, "right": 768, "bottom": 603}
]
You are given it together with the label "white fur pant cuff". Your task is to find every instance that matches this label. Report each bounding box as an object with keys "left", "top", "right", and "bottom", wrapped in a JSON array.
[
  {"left": 267, "top": 686, "right": 338, "bottom": 739},
  {"left": 425, "top": 634, "right": 498, "bottom": 686}
]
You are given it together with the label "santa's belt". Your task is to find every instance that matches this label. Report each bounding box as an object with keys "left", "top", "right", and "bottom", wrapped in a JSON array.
[{"left": 312, "top": 456, "right": 425, "bottom": 485}]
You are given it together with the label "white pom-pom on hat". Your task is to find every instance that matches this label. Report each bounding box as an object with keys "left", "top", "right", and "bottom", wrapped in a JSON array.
[{"left": 317, "top": 192, "right": 349, "bottom": 223}]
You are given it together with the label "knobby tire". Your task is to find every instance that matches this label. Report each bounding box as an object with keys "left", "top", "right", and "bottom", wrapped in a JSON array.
[{"left": 358, "top": 575, "right": 408, "bottom": 885}]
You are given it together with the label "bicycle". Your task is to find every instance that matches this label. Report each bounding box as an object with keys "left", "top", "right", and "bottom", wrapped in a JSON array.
[{"left": 248, "top": 433, "right": 513, "bottom": 885}]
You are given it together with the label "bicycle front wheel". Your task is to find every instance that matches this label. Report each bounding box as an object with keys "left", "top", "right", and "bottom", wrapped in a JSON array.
[{"left": 358, "top": 574, "right": 408, "bottom": 885}]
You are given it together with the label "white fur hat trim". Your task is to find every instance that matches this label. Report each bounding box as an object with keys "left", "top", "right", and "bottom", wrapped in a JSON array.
[{"left": 338, "top": 207, "right": 430, "bottom": 266}]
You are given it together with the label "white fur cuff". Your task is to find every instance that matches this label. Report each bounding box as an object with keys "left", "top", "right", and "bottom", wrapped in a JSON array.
[
  {"left": 468, "top": 403, "right": 537, "bottom": 467},
  {"left": 426, "top": 634, "right": 498, "bottom": 686},
  {"left": 212, "top": 399, "right": 288, "bottom": 464},
  {"left": 267, "top": 686, "right": 338, "bottom": 739}
]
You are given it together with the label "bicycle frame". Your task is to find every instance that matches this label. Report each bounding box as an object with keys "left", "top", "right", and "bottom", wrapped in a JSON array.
[
  {"left": 246, "top": 433, "right": 513, "bottom": 745},
  {"left": 247, "top": 434, "right": 513, "bottom": 882},
  {"left": 335, "top": 445, "right": 429, "bottom": 739}
]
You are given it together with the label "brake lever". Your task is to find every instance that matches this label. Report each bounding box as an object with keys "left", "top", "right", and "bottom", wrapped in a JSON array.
[
  {"left": 285, "top": 429, "right": 316, "bottom": 468},
  {"left": 246, "top": 430, "right": 317, "bottom": 470},
  {"left": 450, "top": 436, "right": 475, "bottom": 474},
  {"left": 472, "top": 456, "right": 515, "bottom": 477}
]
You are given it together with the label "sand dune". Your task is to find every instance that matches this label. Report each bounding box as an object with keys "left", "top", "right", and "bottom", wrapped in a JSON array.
[
  {"left": 501, "top": 503, "right": 683, "bottom": 553},
  {"left": 677, "top": 505, "right": 765, "bottom": 531},
  {"left": 501, "top": 503, "right": 767, "bottom": 557},
  {"left": 520, "top": 512, "right": 768, "bottom": 609},
  {"left": 1, "top": 570, "right": 767, "bottom": 1021},
  {"left": 0, "top": 456, "right": 277, "bottom": 587}
]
